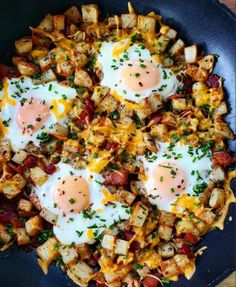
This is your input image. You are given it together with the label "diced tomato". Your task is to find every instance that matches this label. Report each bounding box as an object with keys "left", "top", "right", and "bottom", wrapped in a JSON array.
[
  {"left": 0, "top": 64, "right": 20, "bottom": 80},
  {"left": 103, "top": 169, "right": 129, "bottom": 186},
  {"left": 168, "top": 93, "right": 186, "bottom": 100},
  {"left": 104, "top": 141, "right": 120, "bottom": 151},
  {"left": 23, "top": 155, "right": 37, "bottom": 169},
  {"left": 143, "top": 273, "right": 161, "bottom": 287},
  {"left": 124, "top": 230, "right": 135, "bottom": 241},
  {"left": 44, "top": 163, "right": 57, "bottom": 175},
  {"left": 149, "top": 111, "right": 162, "bottom": 124},
  {"left": 206, "top": 74, "right": 220, "bottom": 88},
  {"left": 183, "top": 233, "right": 198, "bottom": 245},
  {"left": 213, "top": 151, "right": 236, "bottom": 167},
  {"left": 0, "top": 210, "right": 24, "bottom": 228}
]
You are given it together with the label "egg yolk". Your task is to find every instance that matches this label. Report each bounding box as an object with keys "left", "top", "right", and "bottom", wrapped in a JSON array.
[
  {"left": 120, "top": 59, "right": 160, "bottom": 92},
  {"left": 17, "top": 98, "right": 50, "bottom": 134},
  {"left": 151, "top": 161, "right": 187, "bottom": 201},
  {"left": 54, "top": 175, "right": 90, "bottom": 214}
]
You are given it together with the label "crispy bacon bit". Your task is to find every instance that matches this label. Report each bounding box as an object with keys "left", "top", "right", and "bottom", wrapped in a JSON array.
[
  {"left": 206, "top": 74, "right": 220, "bottom": 88},
  {"left": 44, "top": 163, "right": 57, "bottom": 175},
  {"left": 183, "top": 233, "right": 198, "bottom": 245},
  {"left": 149, "top": 111, "right": 162, "bottom": 124},
  {"left": 143, "top": 272, "right": 161, "bottom": 287},
  {"left": 124, "top": 230, "right": 135, "bottom": 241},
  {"left": 18, "top": 210, "right": 38, "bottom": 218},
  {"left": 104, "top": 141, "right": 120, "bottom": 151},
  {"left": 129, "top": 240, "right": 140, "bottom": 252},
  {"left": 0, "top": 64, "right": 20, "bottom": 80},
  {"left": 177, "top": 74, "right": 193, "bottom": 94},
  {"left": 103, "top": 169, "right": 129, "bottom": 186},
  {"left": 6, "top": 162, "right": 25, "bottom": 174},
  {"left": 213, "top": 151, "right": 236, "bottom": 167},
  {"left": 75, "top": 97, "right": 94, "bottom": 126},
  {"left": 177, "top": 242, "right": 195, "bottom": 258},
  {"left": 96, "top": 284, "right": 107, "bottom": 287},
  {"left": 84, "top": 256, "right": 98, "bottom": 268},
  {"left": 0, "top": 210, "right": 24, "bottom": 228},
  {"left": 167, "top": 93, "right": 186, "bottom": 100},
  {"left": 24, "top": 155, "right": 37, "bottom": 169}
]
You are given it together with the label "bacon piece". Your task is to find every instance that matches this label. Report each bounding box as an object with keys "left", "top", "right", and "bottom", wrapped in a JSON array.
[
  {"left": 18, "top": 210, "right": 38, "bottom": 218},
  {"left": 84, "top": 256, "right": 98, "bottom": 268},
  {"left": 206, "top": 74, "right": 220, "bottom": 88},
  {"left": 104, "top": 141, "right": 120, "bottom": 151},
  {"left": 129, "top": 240, "right": 140, "bottom": 252},
  {"left": 176, "top": 242, "right": 195, "bottom": 258},
  {"left": 44, "top": 163, "right": 57, "bottom": 175},
  {"left": 124, "top": 230, "right": 135, "bottom": 241},
  {"left": 103, "top": 169, "right": 129, "bottom": 186},
  {"left": 75, "top": 97, "right": 94, "bottom": 126},
  {"left": 213, "top": 151, "right": 236, "bottom": 167},
  {"left": 183, "top": 232, "right": 198, "bottom": 245},
  {"left": 23, "top": 155, "right": 37, "bottom": 169},
  {"left": 6, "top": 162, "right": 25, "bottom": 174},
  {"left": 167, "top": 93, "right": 186, "bottom": 100},
  {"left": 0, "top": 210, "right": 24, "bottom": 228},
  {"left": 149, "top": 111, "right": 162, "bottom": 124},
  {"left": 0, "top": 64, "right": 20, "bottom": 80},
  {"left": 143, "top": 272, "right": 161, "bottom": 287}
]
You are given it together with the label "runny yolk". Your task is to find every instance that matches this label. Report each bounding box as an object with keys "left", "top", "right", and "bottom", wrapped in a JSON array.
[
  {"left": 17, "top": 98, "right": 50, "bottom": 134},
  {"left": 120, "top": 59, "right": 160, "bottom": 92},
  {"left": 54, "top": 175, "right": 90, "bottom": 214},
  {"left": 151, "top": 161, "right": 187, "bottom": 201}
]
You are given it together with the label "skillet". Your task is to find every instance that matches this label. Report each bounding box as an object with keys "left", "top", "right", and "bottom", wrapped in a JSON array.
[{"left": 0, "top": 0, "right": 235, "bottom": 286}]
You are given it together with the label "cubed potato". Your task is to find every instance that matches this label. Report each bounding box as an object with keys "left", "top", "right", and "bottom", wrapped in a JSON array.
[
  {"left": 41, "top": 69, "right": 57, "bottom": 83},
  {"left": 76, "top": 42, "right": 90, "bottom": 54},
  {"left": 12, "top": 150, "right": 28, "bottom": 164},
  {"left": 169, "top": 39, "right": 185, "bottom": 55},
  {"left": 150, "top": 124, "right": 168, "bottom": 142},
  {"left": 130, "top": 202, "right": 148, "bottom": 227},
  {"left": 0, "top": 140, "right": 12, "bottom": 161},
  {"left": 16, "top": 228, "right": 31, "bottom": 245},
  {"left": 117, "top": 190, "right": 136, "bottom": 205},
  {"left": 175, "top": 220, "right": 194, "bottom": 235},
  {"left": 74, "top": 68, "right": 92, "bottom": 88},
  {"left": 136, "top": 265, "right": 150, "bottom": 278},
  {"left": 159, "top": 243, "right": 175, "bottom": 259},
  {"left": 160, "top": 258, "right": 181, "bottom": 278},
  {"left": 108, "top": 16, "right": 121, "bottom": 28},
  {"left": 115, "top": 239, "right": 129, "bottom": 255},
  {"left": 91, "top": 86, "right": 110, "bottom": 105},
  {"left": 174, "top": 254, "right": 190, "bottom": 272},
  {"left": 121, "top": 14, "right": 137, "bottom": 29},
  {"left": 209, "top": 166, "right": 226, "bottom": 182},
  {"left": 101, "top": 234, "right": 115, "bottom": 250},
  {"left": 3, "top": 185, "right": 21, "bottom": 200},
  {"left": 18, "top": 199, "right": 33, "bottom": 212},
  {"left": 158, "top": 224, "right": 173, "bottom": 241},
  {"left": 198, "top": 209, "right": 216, "bottom": 226},
  {"left": 0, "top": 223, "right": 12, "bottom": 243},
  {"left": 137, "top": 15, "right": 156, "bottom": 34},
  {"left": 159, "top": 211, "right": 176, "bottom": 227},
  {"left": 184, "top": 45, "right": 198, "bottom": 64},
  {"left": 64, "top": 6, "right": 81, "bottom": 24},
  {"left": 17, "top": 61, "right": 38, "bottom": 76},
  {"left": 82, "top": 4, "right": 100, "bottom": 23},
  {"left": 198, "top": 55, "right": 215, "bottom": 72},
  {"left": 30, "top": 167, "right": 48, "bottom": 186},
  {"left": 161, "top": 111, "right": 177, "bottom": 128},
  {"left": 75, "top": 243, "right": 91, "bottom": 260},
  {"left": 146, "top": 232, "right": 160, "bottom": 248},
  {"left": 147, "top": 93, "right": 162, "bottom": 112},
  {"left": 15, "top": 37, "right": 33, "bottom": 55},
  {"left": 75, "top": 53, "right": 88, "bottom": 68},
  {"left": 172, "top": 98, "right": 187, "bottom": 111},
  {"left": 50, "top": 123, "right": 68, "bottom": 139},
  {"left": 68, "top": 260, "right": 93, "bottom": 281},
  {"left": 209, "top": 188, "right": 225, "bottom": 209},
  {"left": 130, "top": 181, "right": 146, "bottom": 195},
  {"left": 25, "top": 215, "right": 44, "bottom": 236},
  {"left": 39, "top": 55, "right": 53, "bottom": 71},
  {"left": 54, "top": 15, "right": 65, "bottom": 31},
  {"left": 136, "top": 101, "right": 153, "bottom": 120},
  {"left": 143, "top": 133, "right": 158, "bottom": 153},
  {"left": 59, "top": 244, "right": 78, "bottom": 264},
  {"left": 118, "top": 104, "right": 133, "bottom": 118},
  {"left": 98, "top": 94, "right": 119, "bottom": 113},
  {"left": 38, "top": 13, "right": 54, "bottom": 31},
  {"left": 12, "top": 173, "right": 26, "bottom": 190},
  {"left": 156, "top": 35, "right": 170, "bottom": 53},
  {"left": 214, "top": 120, "right": 234, "bottom": 140},
  {"left": 166, "top": 28, "right": 177, "bottom": 39},
  {"left": 56, "top": 61, "right": 75, "bottom": 77},
  {"left": 193, "top": 219, "right": 208, "bottom": 235},
  {"left": 186, "top": 64, "right": 208, "bottom": 82},
  {"left": 29, "top": 190, "right": 42, "bottom": 210},
  {"left": 40, "top": 208, "right": 58, "bottom": 225},
  {"left": 214, "top": 101, "right": 227, "bottom": 116}
]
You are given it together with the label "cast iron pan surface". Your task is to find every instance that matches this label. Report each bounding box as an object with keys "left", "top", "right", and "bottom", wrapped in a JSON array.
[{"left": 0, "top": 0, "right": 235, "bottom": 286}]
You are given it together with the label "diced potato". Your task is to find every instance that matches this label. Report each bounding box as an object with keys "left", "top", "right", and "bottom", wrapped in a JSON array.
[
  {"left": 169, "top": 39, "right": 185, "bottom": 55},
  {"left": 159, "top": 243, "right": 175, "bottom": 259},
  {"left": 101, "top": 234, "right": 115, "bottom": 250},
  {"left": 115, "top": 239, "right": 129, "bottom": 255},
  {"left": 56, "top": 61, "right": 75, "bottom": 77},
  {"left": 186, "top": 64, "right": 208, "bottom": 82},
  {"left": 12, "top": 149, "right": 28, "bottom": 164},
  {"left": 108, "top": 16, "right": 121, "bottom": 28},
  {"left": 146, "top": 232, "right": 160, "bottom": 248},
  {"left": 74, "top": 68, "right": 92, "bottom": 88},
  {"left": 38, "top": 13, "right": 54, "bottom": 31},
  {"left": 30, "top": 167, "right": 48, "bottom": 186},
  {"left": 166, "top": 28, "right": 177, "bottom": 39},
  {"left": 29, "top": 190, "right": 42, "bottom": 210},
  {"left": 41, "top": 69, "right": 57, "bottom": 83},
  {"left": 3, "top": 185, "right": 21, "bottom": 200},
  {"left": 209, "top": 188, "right": 225, "bottom": 209},
  {"left": 172, "top": 98, "right": 187, "bottom": 111},
  {"left": 130, "top": 202, "right": 148, "bottom": 227},
  {"left": 76, "top": 42, "right": 90, "bottom": 54},
  {"left": 137, "top": 15, "right": 156, "bottom": 34},
  {"left": 91, "top": 86, "right": 109, "bottom": 105},
  {"left": 59, "top": 244, "right": 78, "bottom": 264},
  {"left": 143, "top": 133, "right": 158, "bottom": 153},
  {"left": 73, "top": 30, "right": 86, "bottom": 43},
  {"left": 159, "top": 211, "right": 176, "bottom": 227},
  {"left": 136, "top": 265, "right": 150, "bottom": 278},
  {"left": 53, "top": 15, "right": 65, "bottom": 31},
  {"left": 158, "top": 224, "right": 173, "bottom": 241},
  {"left": 150, "top": 124, "right": 168, "bottom": 142},
  {"left": 198, "top": 55, "right": 215, "bottom": 72},
  {"left": 98, "top": 94, "right": 119, "bottom": 113},
  {"left": 40, "top": 208, "right": 58, "bottom": 225},
  {"left": 0, "top": 223, "right": 12, "bottom": 243},
  {"left": 214, "top": 101, "right": 227, "bottom": 116},
  {"left": 118, "top": 104, "right": 133, "bottom": 118},
  {"left": 39, "top": 55, "right": 53, "bottom": 71},
  {"left": 17, "top": 61, "right": 38, "bottom": 76},
  {"left": 68, "top": 260, "right": 93, "bottom": 282},
  {"left": 209, "top": 166, "right": 226, "bottom": 182},
  {"left": 15, "top": 37, "right": 33, "bottom": 55},
  {"left": 175, "top": 220, "right": 194, "bottom": 235},
  {"left": 75, "top": 53, "right": 88, "bottom": 68},
  {"left": 147, "top": 93, "right": 162, "bottom": 112},
  {"left": 161, "top": 111, "right": 177, "bottom": 128},
  {"left": 25, "top": 215, "right": 44, "bottom": 236},
  {"left": 0, "top": 140, "right": 12, "bottom": 161},
  {"left": 130, "top": 181, "right": 146, "bottom": 195},
  {"left": 117, "top": 190, "right": 136, "bottom": 205},
  {"left": 160, "top": 258, "right": 181, "bottom": 278},
  {"left": 18, "top": 199, "right": 33, "bottom": 212},
  {"left": 136, "top": 101, "right": 153, "bottom": 120},
  {"left": 82, "top": 4, "right": 100, "bottom": 23},
  {"left": 12, "top": 173, "right": 26, "bottom": 190},
  {"left": 121, "top": 14, "right": 137, "bottom": 29},
  {"left": 184, "top": 45, "right": 198, "bottom": 64},
  {"left": 75, "top": 243, "right": 91, "bottom": 260},
  {"left": 16, "top": 228, "right": 31, "bottom": 245},
  {"left": 174, "top": 254, "right": 190, "bottom": 272},
  {"left": 214, "top": 120, "right": 234, "bottom": 140},
  {"left": 198, "top": 209, "right": 216, "bottom": 226},
  {"left": 156, "top": 35, "right": 170, "bottom": 53},
  {"left": 50, "top": 123, "right": 68, "bottom": 139},
  {"left": 64, "top": 6, "right": 81, "bottom": 24}
]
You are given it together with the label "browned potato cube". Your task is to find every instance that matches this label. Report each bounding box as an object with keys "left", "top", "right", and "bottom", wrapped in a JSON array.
[
  {"left": 160, "top": 258, "right": 181, "bottom": 278},
  {"left": 38, "top": 13, "right": 54, "bottom": 32},
  {"left": 3, "top": 185, "right": 22, "bottom": 200},
  {"left": 91, "top": 86, "right": 109, "bottom": 105},
  {"left": 156, "top": 35, "right": 170, "bottom": 53},
  {"left": 39, "top": 55, "right": 53, "bottom": 71},
  {"left": 150, "top": 124, "right": 168, "bottom": 142},
  {"left": 82, "top": 4, "right": 100, "bottom": 23},
  {"left": 54, "top": 15, "right": 65, "bottom": 31},
  {"left": 130, "top": 202, "right": 148, "bottom": 227},
  {"left": 12, "top": 149, "right": 28, "bottom": 164},
  {"left": 98, "top": 94, "right": 119, "bottom": 113},
  {"left": 74, "top": 68, "right": 93, "bottom": 88},
  {"left": 17, "top": 61, "right": 38, "bottom": 76},
  {"left": 15, "top": 37, "right": 33, "bottom": 55},
  {"left": 30, "top": 167, "right": 48, "bottom": 186},
  {"left": 40, "top": 208, "right": 58, "bottom": 225},
  {"left": 117, "top": 190, "right": 136, "bottom": 205},
  {"left": 108, "top": 16, "right": 121, "bottom": 28},
  {"left": 74, "top": 53, "right": 88, "bottom": 68},
  {"left": 158, "top": 224, "right": 173, "bottom": 241},
  {"left": 147, "top": 93, "right": 162, "bottom": 112},
  {"left": 159, "top": 243, "right": 175, "bottom": 259},
  {"left": 159, "top": 211, "right": 176, "bottom": 227},
  {"left": 209, "top": 166, "right": 226, "bottom": 182},
  {"left": 68, "top": 260, "right": 93, "bottom": 282},
  {"left": 64, "top": 6, "right": 81, "bottom": 24},
  {"left": 0, "top": 223, "right": 12, "bottom": 243},
  {"left": 121, "top": 14, "right": 137, "bottom": 29},
  {"left": 25, "top": 215, "right": 44, "bottom": 236},
  {"left": 209, "top": 188, "right": 225, "bottom": 209},
  {"left": 56, "top": 61, "right": 75, "bottom": 77},
  {"left": 0, "top": 140, "right": 12, "bottom": 161},
  {"left": 174, "top": 254, "right": 190, "bottom": 272},
  {"left": 50, "top": 123, "right": 68, "bottom": 139},
  {"left": 137, "top": 15, "right": 156, "bottom": 33},
  {"left": 198, "top": 55, "right": 215, "bottom": 72},
  {"left": 114, "top": 239, "right": 129, "bottom": 255},
  {"left": 184, "top": 45, "right": 198, "bottom": 64},
  {"left": 169, "top": 39, "right": 185, "bottom": 55},
  {"left": 130, "top": 180, "right": 146, "bottom": 195},
  {"left": 175, "top": 220, "right": 194, "bottom": 235},
  {"left": 59, "top": 244, "right": 78, "bottom": 264},
  {"left": 101, "top": 234, "right": 115, "bottom": 250},
  {"left": 18, "top": 199, "right": 33, "bottom": 212},
  {"left": 198, "top": 209, "right": 216, "bottom": 226},
  {"left": 41, "top": 69, "right": 57, "bottom": 83},
  {"left": 16, "top": 228, "right": 31, "bottom": 245}
]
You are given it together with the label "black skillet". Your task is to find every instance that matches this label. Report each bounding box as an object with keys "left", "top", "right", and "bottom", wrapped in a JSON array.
[{"left": 0, "top": 0, "right": 235, "bottom": 286}]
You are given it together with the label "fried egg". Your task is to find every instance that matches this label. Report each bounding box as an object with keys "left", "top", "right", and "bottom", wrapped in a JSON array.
[
  {"left": 97, "top": 39, "right": 179, "bottom": 103},
  {"left": 0, "top": 77, "right": 77, "bottom": 151},
  {"left": 139, "top": 142, "right": 212, "bottom": 212},
  {"left": 35, "top": 162, "right": 131, "bottom": 244}
]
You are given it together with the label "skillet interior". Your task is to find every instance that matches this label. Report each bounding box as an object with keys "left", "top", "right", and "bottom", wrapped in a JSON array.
[{"left": 0, "top": 0, "right": 235, "bottom": 286}]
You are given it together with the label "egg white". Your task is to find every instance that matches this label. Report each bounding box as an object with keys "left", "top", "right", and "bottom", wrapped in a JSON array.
[
  {"left": 35, "top": 162, "right": 131, "bottom": 244},
  {"left": 0, "top": 77, "right": 77, "bottom": 151}
]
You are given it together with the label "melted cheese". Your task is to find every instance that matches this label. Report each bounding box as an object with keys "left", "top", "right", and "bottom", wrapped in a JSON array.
[
  {"left": 101, "top": 188, "right": 117, "bottom": 205},
  {"left": 111, "top": 90, "right": 142, "bottom": 111},
  {"left": 0, "top": 80, "right": 17, "bottom": 110},
  {"left": 51, "top": 99, "right": 72, "bottom": 120},
  {"left": 112, "top": 39, "right": 131, "bottom": 58},
  {"left": 171, "top": 194, "right": 204, "bottom": 216},
  {"left": 87, "top": 229, "right": 94, "bottom": 240}
]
